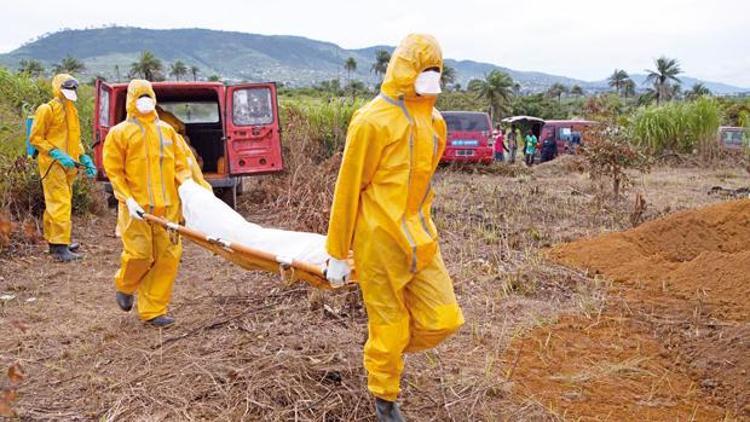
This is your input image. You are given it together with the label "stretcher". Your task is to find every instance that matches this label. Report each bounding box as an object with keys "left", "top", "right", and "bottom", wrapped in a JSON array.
[
  {"left": 139, "top": 180, "right": 354, "bottom": 289},
  {"left": 142, "top": 212, "right": 339, "bottom": 289}
]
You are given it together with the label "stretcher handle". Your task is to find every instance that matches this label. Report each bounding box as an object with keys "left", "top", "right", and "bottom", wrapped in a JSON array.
[{"left": 139, "top": 212, "right": 327, "bottom": 279}]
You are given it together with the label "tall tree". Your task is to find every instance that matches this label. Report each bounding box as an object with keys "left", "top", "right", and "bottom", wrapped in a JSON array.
[
  {"left": 18, "top": 59, "right": 45, "bottom": 77},
  {"left": 608, "top": 69, "right": 630, "bottom": 95},
  {"left": 190, "top": 65, "right": 200, "bottom": 81},
  {"left": 53, "top": 55, "right": 86, "bottom": 75},
  {"left": 645, "top": 56, "right": 682, "bottom": 105},
  {"left": 440, "top": 65, "right": 457, "bottom": 89},
  {"left": 547, "top": 82, "right": 568, "bottom": 103},
  {"left": 113, "top": 64, "right": 121, "bottom": 82},
  {"left": 344, "top": 57, "right": 357, "bottom": 83},
  {"left": 130, "top": 51, "right": 163, "bottom": 82},
  {"left": 469, "top": 70, "right": 515, "bottom": 121},
  {"left": 687, "top": 82, "right": 711, "bottom": 100},
  {"left": 370, "top": 50, "right": 390, "bottom": 80},
  {"left": 622, "top": 79, "right": 636, "bottom": 97},
  {"left": 571, "top": 85, "right": 585, "bottom": 97},
  {"left": 169, "top": 60, "right": 188, "bottom": 81}
]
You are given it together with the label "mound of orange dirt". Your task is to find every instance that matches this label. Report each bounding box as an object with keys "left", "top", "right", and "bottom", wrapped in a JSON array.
[{"left": 550, "top": 199, "right": 750, "bottom": 321}]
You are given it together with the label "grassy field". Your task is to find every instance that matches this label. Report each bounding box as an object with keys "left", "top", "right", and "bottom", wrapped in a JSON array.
[{"left": 1, "top": 159, "right": 747, "bottom": 420}]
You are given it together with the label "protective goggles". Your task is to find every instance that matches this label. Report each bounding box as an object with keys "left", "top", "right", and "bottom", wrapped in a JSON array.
[{"left": 61, "top": 78, "right": 79, "bottom": 90}]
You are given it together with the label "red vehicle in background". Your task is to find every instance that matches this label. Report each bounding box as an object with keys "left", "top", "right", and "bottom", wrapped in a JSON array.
[
  {"left": 93, "top": 81, "right": 283, "bottom": 208},
  {"left": 539, "top": 120, "right": 597, "bottom": 155},
  {"left": 440, "top": 111, "right": 494, "bottom": 164}
]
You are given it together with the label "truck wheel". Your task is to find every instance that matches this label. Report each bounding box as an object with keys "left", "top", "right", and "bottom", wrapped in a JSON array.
[{"left": 219, "top": 185, "right": 237, "bottom": 209}]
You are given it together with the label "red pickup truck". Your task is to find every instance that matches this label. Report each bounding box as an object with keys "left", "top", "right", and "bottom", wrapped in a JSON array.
[{"left": 92, "top": 80, "right": 283, "bottom": 208}]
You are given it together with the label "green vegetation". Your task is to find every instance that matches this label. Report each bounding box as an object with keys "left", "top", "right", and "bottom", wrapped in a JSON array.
[
  {"left": 468, "top": 70, "right": 515, "bottom": 121},
  {"left": 629, "top": 96, "right": 721, "bottom": 155},
  {"left": 130, "top": 51, "right": 164, "bottom": 81},
  {"left": 53, "top": 55, "right": 86, "bottom": 75},
  {"left": 169, "top": 60, "right": 188, "bottom": 81},
  {"left": 645, "top": 56, "right": 682, "bottom": 105}
]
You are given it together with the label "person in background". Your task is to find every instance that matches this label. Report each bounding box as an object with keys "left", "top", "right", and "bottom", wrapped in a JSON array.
[
  {"left": 103, "top": 79, "right": 193, "bottom": 327},
  {"left": 506, "top": 125, "right": 518, "bottom": 163},
  {"left": 493, "top": 124, "right": 504, "bottom": 162},
  {"left": 524, "top": 130, "right": 538, "bottom": 166},
  {"left": 540, "top": 135, "right": 558, "bottom": 163},
  {"left": 29, "top": 74, "right": 97, "bottom": 262},
  {"left": 325, "top": 34, "right": 464, "bottom": 422}
]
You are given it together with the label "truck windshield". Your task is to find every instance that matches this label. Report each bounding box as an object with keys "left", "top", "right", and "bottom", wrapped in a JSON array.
[
  {"left": 160, "top": 102, "right": 220, "bottom": 123},
  {"left": 443, "top": 113, "right": 490, "bottom": 132}
]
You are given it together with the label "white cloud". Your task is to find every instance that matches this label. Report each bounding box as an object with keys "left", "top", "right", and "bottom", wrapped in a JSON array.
[{"left": 1, "top": 0, "right": 748, "bottom": 86}]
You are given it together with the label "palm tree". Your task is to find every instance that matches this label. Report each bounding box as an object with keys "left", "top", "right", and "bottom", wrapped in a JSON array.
[
  {"left": 344, "top": 57, "right": 357, "bottom": 83},
  {"left": 644, "top": 56, "right": 682, "bottom": 105},
  {"left": 547, "top": 83, "right": 568, "bottom": 103},
  {"left": 623, "top": 79, "right": 636, "bottom": 98},
  {"left": 687, "top": 82, "right": 711, "bottom": 100},
  {"left": 440, "top": 65, "right": 457, "bottom": 89},
  {"left": 370, "top": 50, "right": 390, "bottom": 80},
  {"left": 169, "top": 60, "right": 188, "bottom": 81},
  {"left": 469, "top": 70, "right": 515, "bottom": 121},
  {"left": 190, "top": 65, "right": 200, "bottom": 81},
  {"left": 53, "top": 55, "right": 85, "bottom": 75},
  {"left": 130, "top": 51, "right": 163, "bottom": 81},
  {"left": 570, "top": 85, "right": 584, "bottom": 97},
  {"left": 18, "top": 59, "right": 45, "bottom": 77},
  {"left": 608, "top": 69, "right": 630, "bottom": 95}
]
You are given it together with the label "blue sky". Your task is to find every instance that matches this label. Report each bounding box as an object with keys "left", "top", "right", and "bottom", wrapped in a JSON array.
[{"left": 2, "top": 0, "right": 748, "bottom": 87}]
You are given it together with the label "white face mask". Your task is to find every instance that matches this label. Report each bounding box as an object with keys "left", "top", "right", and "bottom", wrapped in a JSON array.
[
  {"left": 136, "top": 97, "right": 156, "bottom": 114},
  {"left": 61, "top": 88, "right": 78, "bottom": 102},
  {"left": 414, "top": 70, "right": 442, "bottom": 95}
]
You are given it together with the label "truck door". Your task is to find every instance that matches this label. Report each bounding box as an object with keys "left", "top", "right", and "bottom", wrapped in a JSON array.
[
  {"left": 224, "top": 83, "right": 283, "bottom": 175},
  {"left": 92, "top": 79, "right": 114, "bottom": 179}
]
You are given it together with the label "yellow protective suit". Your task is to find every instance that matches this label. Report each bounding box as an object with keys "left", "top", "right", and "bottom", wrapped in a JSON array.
[
  {"left": 326, "top": 34, "right": 464, "bottom": 401},
  {"left": 29, "top": 74, "right": 83, "bottom": 245},
  {"left": 103, "top": 80, "right": 192, "bottom": 321}
]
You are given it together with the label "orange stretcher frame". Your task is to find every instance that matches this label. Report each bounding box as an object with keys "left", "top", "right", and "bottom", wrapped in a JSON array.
[{"left": 142, "top": 213, "right": 353, "bottom": 290}]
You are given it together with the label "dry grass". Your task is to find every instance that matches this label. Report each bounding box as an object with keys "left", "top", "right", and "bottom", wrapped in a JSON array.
[{"left": 0, "top": 162, "right": 748, "bottom": 420}]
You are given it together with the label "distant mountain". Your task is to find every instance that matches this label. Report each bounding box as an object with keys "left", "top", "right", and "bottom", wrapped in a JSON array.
[{"left": 1, "top": 27, "right": 747, "bottom": 94}]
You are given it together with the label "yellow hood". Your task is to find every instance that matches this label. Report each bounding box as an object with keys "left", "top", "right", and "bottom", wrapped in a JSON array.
[
  {"left": 381, "top": 34, "right": 443, "bottom": 101},
  {"left": 52, "top": 73, "right": 76, "bottom": 100},
  {"left": 126, "top": 79, "right": 157, "bottom": 119}
]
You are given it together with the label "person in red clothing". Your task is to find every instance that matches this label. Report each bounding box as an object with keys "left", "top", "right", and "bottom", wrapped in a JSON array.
[{"left": 493, "top": 124, "right": 505, "bottom": 161}]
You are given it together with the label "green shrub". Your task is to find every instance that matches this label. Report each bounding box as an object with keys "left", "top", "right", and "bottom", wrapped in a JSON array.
[{"left": 628, "top": 97, "right": 721, "bottom": 157}]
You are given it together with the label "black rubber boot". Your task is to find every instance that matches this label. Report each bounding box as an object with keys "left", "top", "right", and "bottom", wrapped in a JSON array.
[
  {"left": 147, "top": 315, "right": 175, "bottom": 327},
  {"left": 68, "top": 242, "right": 80, "bottom": 252},
  {"left": 115, "top": 292, "right": 134, "bottom": 312},
  {"left": 375, "top": 398, "right": 405, "bottom": 422},
  {"left": 49, "top": 243, "right": 81, "bottom": 263}
]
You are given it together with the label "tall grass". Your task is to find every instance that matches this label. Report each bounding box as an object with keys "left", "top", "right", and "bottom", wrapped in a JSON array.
[{"left": 628, "top": 97, "right": 721, "bottom": 157}]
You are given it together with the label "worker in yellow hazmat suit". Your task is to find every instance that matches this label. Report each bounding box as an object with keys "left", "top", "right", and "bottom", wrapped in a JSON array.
[
  {"left": 103, "top": 80, "right": 192, "bottom": 327},
  {"left": 325, "top": 34, "right": 464, "bottom": 421},
  {"left": 30, "top": 74, "right": 96, "bottom": 262}
]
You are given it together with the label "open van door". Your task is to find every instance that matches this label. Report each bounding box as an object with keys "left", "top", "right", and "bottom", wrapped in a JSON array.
[
  {"left": 224, "top": 83, "right": 283, "bottom": 175},
  {"left": 92, "top": 79, "right": 114, "bottom": 180}
]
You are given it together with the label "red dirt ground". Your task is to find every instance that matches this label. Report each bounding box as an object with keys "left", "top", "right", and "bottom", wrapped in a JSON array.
[{"left": 505, "top": 199, "right": 750, "bottom": 419}]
